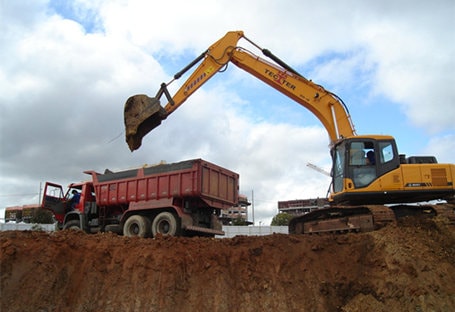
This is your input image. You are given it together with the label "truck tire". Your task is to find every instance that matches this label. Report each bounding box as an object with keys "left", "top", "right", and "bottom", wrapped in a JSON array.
[
  {"left": 152, "top": 212, "right": 179, "bottom": 237},
  {"left": 63, "top": 220, "right": 81, "bottom": 230},
  {"left": 123, "top": 215, "right": 151, "bottom": 238}
]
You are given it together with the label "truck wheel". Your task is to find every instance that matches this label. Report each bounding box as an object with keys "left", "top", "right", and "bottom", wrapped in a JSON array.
[
  {"left": 63, "top": 220, "right": 81, "bottom": 230},
  {"left": 123, "top": 215, "right": 151, "bottom": 238},
  {"left": 152, "top": 212, "right": 179, "bottom": 237}
]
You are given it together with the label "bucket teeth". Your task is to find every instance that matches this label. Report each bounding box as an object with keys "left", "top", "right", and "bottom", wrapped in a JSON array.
[{"left": 124, "top": 95, "right": 166, "bottom": 151}]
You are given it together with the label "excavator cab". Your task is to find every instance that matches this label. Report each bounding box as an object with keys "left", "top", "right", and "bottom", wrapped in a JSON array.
[
  {"left": 330, "top": 136, "right": 401, "bottom": 205},
  {"left": 331, "top": 136, "right": 455, "bottom": 205}
]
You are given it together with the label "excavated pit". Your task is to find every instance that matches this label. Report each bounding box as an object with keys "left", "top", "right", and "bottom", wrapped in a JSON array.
[{"left": 1, "top": 217, "right": 454, "bottom": 312}]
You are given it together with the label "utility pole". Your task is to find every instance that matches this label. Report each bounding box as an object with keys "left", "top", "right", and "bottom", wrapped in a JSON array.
[{"left": 251, "top": 189, "right": 255, "bottom": 225}]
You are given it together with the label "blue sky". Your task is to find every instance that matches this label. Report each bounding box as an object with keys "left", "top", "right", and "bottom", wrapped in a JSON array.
[
  {"left": 1, "top": 0, "right": 454, "bottom": 224},
  {"left": 48, "top": 0, "right": 99, "bottom": 33}
]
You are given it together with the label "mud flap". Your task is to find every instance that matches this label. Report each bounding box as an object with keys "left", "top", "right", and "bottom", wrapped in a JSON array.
[{"left": 124, "top": 94, "right": 167, "bottom": 151}]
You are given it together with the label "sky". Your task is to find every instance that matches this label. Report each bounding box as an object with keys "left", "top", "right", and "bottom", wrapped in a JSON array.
[{"left": 1, "top": 0, "right": 454, "bottom": 225}]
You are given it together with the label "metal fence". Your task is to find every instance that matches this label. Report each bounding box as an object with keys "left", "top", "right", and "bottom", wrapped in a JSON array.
[
  {"left": 0, "top": 222, "right": 57, "bottom": 232},
  {"left": 217, "top": 226, "right": 288, "bottom": 238}
]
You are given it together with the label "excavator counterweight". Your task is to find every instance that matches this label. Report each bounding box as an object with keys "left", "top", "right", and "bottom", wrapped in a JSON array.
[{"left": 124, "top": 94, "right": 166, "bottom": 151}]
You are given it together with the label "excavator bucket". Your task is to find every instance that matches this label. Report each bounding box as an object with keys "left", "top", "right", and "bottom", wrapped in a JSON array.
[{"left": 124, "top": 94, "right": 167, "bottom": 151}]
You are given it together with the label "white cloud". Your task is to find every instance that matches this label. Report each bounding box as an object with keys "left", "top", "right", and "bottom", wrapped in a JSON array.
[
  {"left": 423, "top": 134, "right": 455, "bottom": 164},
  {"left": 360, "top": 17, "right": 455, "bottom": 132},
  {"left": 1, "top": 0, "right": 454, "bottom": 224}
]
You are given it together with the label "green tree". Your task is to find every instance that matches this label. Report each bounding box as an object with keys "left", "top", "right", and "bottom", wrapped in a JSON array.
[
  {"left": 271, "top": 212, "right": 293, "bottom": 226},
  {"left": 232, "top": 216, "right": 248, "bottom": 226}
]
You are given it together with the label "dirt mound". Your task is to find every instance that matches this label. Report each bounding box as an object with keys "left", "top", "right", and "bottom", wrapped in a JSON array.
[{"left": 1, "top": 217, "right": 454, "bottom": 312}]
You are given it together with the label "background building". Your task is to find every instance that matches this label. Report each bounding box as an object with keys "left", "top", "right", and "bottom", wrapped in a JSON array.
[
  {"left": 220, "top": 194, "right": 252, "bottom": 225},
  {"left": 278, "top": 198, "right": 329, "bottom": 216}
]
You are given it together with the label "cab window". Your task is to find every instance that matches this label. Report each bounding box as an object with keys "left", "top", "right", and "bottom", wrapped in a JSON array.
[
  {"left": 379, "top": 141, "right": 394, "bottom": 163},
  {"left": 348, "top": 141, "right": 377, "bottom": 188}
]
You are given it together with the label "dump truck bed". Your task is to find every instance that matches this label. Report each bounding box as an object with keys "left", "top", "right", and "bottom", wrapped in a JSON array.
[{"left": 86, "top": 159, "right": 239, "bottom": 209}]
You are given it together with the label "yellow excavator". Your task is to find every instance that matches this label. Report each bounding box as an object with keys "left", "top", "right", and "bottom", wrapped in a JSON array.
[{"left": 124, "top": 30, "right": 454, "bottom": 234}]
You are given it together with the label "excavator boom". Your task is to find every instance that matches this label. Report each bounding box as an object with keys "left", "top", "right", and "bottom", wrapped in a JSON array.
[{"left": 124, "top": 30, "right": 356, "bottom": 151}]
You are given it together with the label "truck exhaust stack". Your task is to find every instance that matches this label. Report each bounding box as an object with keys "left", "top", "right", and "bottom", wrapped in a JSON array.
[{"left": 124, "top": 94, "right": 167, "bottom": 151}]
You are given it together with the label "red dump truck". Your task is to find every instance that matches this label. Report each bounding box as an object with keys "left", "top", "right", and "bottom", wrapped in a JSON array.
[
  {"left": 42, "top": 159, "right": 239, "bottom": 237},
  {"left": 4, "top": 206, "right": 23, "bottom": 223}
]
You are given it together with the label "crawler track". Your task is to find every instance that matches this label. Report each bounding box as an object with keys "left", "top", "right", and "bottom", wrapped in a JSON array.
[{"left": 289, "top": 203, "right": 455, "bottom": 234}]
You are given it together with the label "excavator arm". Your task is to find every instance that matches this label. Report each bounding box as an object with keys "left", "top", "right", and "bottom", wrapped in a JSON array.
[{"left": 124, "top": 30, "right": 356, "bottom": 151}]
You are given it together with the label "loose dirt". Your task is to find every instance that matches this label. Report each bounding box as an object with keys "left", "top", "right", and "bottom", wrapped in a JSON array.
[{"left": 1, "top": 217, "right": 454, "bottom": 312}]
